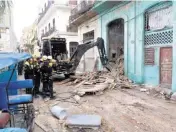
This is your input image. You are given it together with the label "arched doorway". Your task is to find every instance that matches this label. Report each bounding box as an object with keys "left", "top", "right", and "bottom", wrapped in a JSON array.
[{"left": 108, "top": 18, "right": 124, "bottom": 62}]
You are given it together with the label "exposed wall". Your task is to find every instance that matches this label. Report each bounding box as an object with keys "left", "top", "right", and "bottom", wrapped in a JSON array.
[
  {"left": 76, "top": 17, "right": 100, "bottom": 72},
  {"left": 96, "top": 1, "right": 176, "bottom": 91}
]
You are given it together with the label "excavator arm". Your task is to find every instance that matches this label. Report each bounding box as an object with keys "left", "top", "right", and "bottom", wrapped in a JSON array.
[{"left": 69, "top": 37, "right": 110, "bottom": 73}]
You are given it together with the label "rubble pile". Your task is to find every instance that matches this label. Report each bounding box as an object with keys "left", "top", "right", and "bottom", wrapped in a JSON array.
[{"left": 67, "top": 55, "right": 136, "bottom": 96}]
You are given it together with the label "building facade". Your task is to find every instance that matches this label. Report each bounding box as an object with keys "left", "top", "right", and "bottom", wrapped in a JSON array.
[
  {"left": 69, "top": 0, "right": 100, "bottom": 72},
  {"left": 69, "top": 0, "right": 176, "bottom": 91},
  {"left": 0, "top": 1, "right": 17, "bottom": 52},
  {"left": 37, "top": 0, "right": 78, "bottom": 58}
]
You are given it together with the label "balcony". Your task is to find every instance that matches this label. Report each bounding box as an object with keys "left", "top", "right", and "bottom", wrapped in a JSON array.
[
  {"left": 38, "top": 1, "right": 54, "bottom": 24},
  {"left": 41, "top": 27, "right": 56, "bottom": 38},
  {"left": 69, "top": 0, "right": 97, "bottom": 26}
]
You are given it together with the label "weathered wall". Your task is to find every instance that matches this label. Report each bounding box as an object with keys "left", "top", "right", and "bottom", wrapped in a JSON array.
[
  {"left": 76, "top": 17, "right": 100, "bottom": 72},
  {"left": 96, "top": 1, "right": 176, "bottom": 91},
  {"left": 172, "top": 1, "right": 176, "bottom": 92}
]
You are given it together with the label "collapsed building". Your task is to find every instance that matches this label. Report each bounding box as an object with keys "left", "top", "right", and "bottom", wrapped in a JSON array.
[{"left": 68, "top": 1, "right": 176, "bottom": 92}]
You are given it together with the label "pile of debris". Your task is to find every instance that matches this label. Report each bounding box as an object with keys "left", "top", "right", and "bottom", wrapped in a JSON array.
[{"left": 66, "top": 55, "right": 136, "bottom": 96}]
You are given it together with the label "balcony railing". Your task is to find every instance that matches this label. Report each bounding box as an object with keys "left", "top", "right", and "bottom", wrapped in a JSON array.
[
  {"left": 41, "top": 27, "right": 56, "bottom": 38},
  {"left": 38, "top": 1, "right": 54, "bottom": 23},
  {"left": 69, "top": 0, "right": 95, "bottom": 23}
]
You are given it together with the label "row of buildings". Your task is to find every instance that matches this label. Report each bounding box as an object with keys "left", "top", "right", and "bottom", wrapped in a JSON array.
[{"left": 36, "top": 0, "right": 176, "bottom": 92}]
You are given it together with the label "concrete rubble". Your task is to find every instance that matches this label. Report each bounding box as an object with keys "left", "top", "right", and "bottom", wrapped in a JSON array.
[
  {"left": 50, "top": 106, "right": 68, "bottom": 120},
  {"left": 32, "top": 54, "right": 176, "bottom": 132},
  {"left": 66, "top": 114, "right": 102, "bottom": 129}
]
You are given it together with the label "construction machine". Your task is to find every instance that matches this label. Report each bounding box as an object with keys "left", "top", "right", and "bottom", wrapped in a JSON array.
[{"left": 41, "top": 37, "right": 110, "bottom": 77}]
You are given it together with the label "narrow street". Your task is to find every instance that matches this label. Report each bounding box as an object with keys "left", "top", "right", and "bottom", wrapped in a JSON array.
[{"left": 33, "top": 81, "right": 176, "bottom": 132}]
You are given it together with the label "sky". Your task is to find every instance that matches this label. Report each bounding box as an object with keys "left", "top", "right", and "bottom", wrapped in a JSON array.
[{"left": 13, "top": 0, "right": 40, "bottom": 41}]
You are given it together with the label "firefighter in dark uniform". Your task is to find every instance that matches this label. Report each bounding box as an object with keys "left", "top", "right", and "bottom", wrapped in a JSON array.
[
  {"left": 33, "top": 54, "right": 41, "bottom": 96},
  {"left": 24, "top": 58, "right": 34, "bottom": 94},
  {"left": 24, "top": 59, "right": 30, "bottom": 79},
  {"left": 40, "top": 56, "right": 55, "bottom": 99},
  {"left": 18, "top": 61, "right": 23, "bottom": 75}
]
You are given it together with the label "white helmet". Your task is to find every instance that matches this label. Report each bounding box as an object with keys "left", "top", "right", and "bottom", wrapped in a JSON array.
[
  {"left": 47, "top": 56, "right": 52, "bottom": 60},
  {"left": 42, "top": 55, "right": 47, "bottom": 61}
]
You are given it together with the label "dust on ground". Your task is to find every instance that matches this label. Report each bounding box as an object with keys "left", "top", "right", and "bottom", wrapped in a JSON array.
[{"left": 33, "top": 81, "right": 176, "bottom": 132}]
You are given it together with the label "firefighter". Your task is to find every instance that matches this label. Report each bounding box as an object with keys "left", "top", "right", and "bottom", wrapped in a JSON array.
[
  {"left": 40, "top": 56, "right": 55, "bottom": 99},
  {"left": 18, "top": 61, "right": 23, "bottom": 75},
  {"left": 40, "top": 56, "right": 49, "bottom": 98},
  {"left": 47, "top": 56, "right": 57, "bottom": 71},
  {"left": 33, "top": 54, "right": 41, "bottom": 96},
  {"left": 24, "top": 58, "right": 34, "bottom": 94},
  {"left": 48, "top": 56, "right": 55, "bottom": 98},
  {"left": 24, "top": 59, "right": 30, "bottom": 79}
]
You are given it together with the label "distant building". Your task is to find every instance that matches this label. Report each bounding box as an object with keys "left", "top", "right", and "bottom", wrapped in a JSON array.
[
  {"left": 37, "top": 0, "right": 78, "bottom": 58},
  {"left": 0, "top": 1, "right": 17, "bottom": 52},
  {"left": 20, "top": 19, "right": 38, "bottom": 54}
]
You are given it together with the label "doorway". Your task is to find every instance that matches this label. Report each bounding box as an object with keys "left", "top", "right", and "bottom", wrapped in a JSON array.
[
  {"left": 108, "top": 18, "right": 124, "bottom": 62},
  {"left": 160, "top": 47, "right": 172, "bottom": 88}
]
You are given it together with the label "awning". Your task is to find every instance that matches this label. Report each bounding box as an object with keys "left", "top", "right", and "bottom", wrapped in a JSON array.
[{"left": 0, "top": 52, "right": 31, "bottom": 70}]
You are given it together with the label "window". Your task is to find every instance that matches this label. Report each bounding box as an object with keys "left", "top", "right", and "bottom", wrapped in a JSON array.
[
  {"left": 145, "top": 48, "right": 155, "bottom": 65},
  {"left": 83, "top": 30, "right": 94, "bottom": 43},
  {"left": 69, "top": 42, "right": 78, "bottom": 57},
  {"left": 53, "top": 18, "right": 55, "bottom": 29},
  {"left": 144, "top": 2, "right": 173, "bottom": 47},
  {"left": 48, "top": 23, "right": 51, "bottom": 30},
  {"left": 145, "top": 2, "right": 172, "bottom": 31},
  {"left": 45, "top": 26, "right": 47, "bottom": 33}
]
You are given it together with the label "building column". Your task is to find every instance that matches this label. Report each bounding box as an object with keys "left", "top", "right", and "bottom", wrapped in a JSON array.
[{"left": 172, "top": 1, "right": 176, "bottom": 92}]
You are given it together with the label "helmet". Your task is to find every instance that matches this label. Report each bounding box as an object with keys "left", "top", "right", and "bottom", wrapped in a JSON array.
[
  {"left": 42, "top": 55, "right": 47, "bottom": 61},
  {"left": 52, "top": 59, "right": 56, "bottom": 63},
  {"left": 47, "top": 56, "right": 52, "bottom": 60}
]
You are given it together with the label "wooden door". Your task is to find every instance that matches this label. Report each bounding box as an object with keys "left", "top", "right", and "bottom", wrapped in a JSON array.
[{"left": 160, "top": 47, "right": 172, "bottom": 88}]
